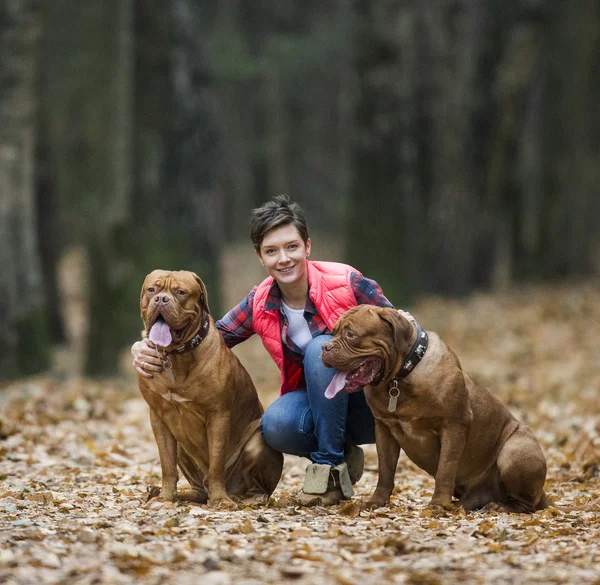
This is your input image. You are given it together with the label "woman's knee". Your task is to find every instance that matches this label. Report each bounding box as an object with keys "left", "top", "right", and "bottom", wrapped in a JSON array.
[
  {"left": 260, "top": 392, "right": 315, "bottom": 455},
  {"left": 260, "top": 400, "right": 289, "bottom": 451}
]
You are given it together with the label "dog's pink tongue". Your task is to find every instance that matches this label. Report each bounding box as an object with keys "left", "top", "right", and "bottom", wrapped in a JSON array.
[
  {"left": 149, "top": 320, "right": 172, "bottom": 347},
  {"left": 325, "top": 370, "right": 349, "bottom": 399}
]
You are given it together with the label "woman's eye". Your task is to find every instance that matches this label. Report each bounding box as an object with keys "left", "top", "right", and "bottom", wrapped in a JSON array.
[
  {"left": 288, "top": 244, "right": 298, "bottom": 250},
  {"left": 266, "top": 249, "right": 276, "bottom": 255}
]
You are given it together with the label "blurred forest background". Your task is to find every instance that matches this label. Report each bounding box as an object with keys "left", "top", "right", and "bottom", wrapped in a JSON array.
[{"left": 1, "top": 0, "right": 599, "bottom": 380}]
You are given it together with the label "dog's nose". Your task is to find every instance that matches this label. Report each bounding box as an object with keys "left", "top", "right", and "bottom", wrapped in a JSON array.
[
  {"left": 154, "top": 294, "right": 170, "bottom": 305},
  {"left": 323, "top": 341, "right": 333, "bottom": 353}
]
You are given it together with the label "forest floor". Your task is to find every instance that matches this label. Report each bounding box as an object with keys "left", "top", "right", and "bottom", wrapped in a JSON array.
[{"left": 1, "top": 280, "right": 600, "bottom": 585}]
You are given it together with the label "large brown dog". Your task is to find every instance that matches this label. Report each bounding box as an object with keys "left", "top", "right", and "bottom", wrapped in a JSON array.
[
  {"left": 322, "top": 306, "right": 549, "bottom": 512},
  {"left": 138, "top": 270, "right": 283, "bottom": 506}
]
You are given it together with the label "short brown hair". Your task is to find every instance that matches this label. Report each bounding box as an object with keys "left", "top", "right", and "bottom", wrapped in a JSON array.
[{"left": 250, "top": 195, "right": 309, "bottom": 252}]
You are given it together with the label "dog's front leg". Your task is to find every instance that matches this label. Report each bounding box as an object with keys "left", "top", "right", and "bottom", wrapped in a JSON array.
[
  {"left": 431, "top": 423, "right": 468, "bottom": 507},
  {"left": 149, "top": 410, "right": 178, "bottom": 501},
  {"left": 366, "top": 419, "right": 401, "bottom": 508},
  {"left": 206, "top": 412, "right": 233, "bottom": 506}
]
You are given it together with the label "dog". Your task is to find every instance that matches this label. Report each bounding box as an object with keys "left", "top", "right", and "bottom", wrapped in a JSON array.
[
  {"left": 137, "top": 269, "right": 283, "bottom": 506},
  {"left": 321, "top": 306, "right": 549, "bottom": 512}
]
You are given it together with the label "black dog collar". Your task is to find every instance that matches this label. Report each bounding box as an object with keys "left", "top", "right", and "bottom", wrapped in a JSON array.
[
  {"left": 395, "top": 320, "right": 429, "bottom": 379},
  {"left": 166, "top": 315, "right": 210, "bottom": 355}
]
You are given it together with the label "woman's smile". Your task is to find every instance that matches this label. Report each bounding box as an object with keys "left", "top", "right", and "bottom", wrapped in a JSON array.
[{"left": 258, "top": 224, "right": 311, "bottom": 291}]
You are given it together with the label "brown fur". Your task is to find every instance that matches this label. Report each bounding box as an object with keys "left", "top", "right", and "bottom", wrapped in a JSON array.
[
  {"left": 322, "top": 306, "right": 549, "bottom": 512},
  {"left": 138, "top": 270, "right": 283, "bottom": 506}
]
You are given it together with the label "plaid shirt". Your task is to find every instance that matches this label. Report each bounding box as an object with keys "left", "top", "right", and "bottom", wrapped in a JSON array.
[{"left": 215, "top": 272, "right": 393, "bottom": 387}]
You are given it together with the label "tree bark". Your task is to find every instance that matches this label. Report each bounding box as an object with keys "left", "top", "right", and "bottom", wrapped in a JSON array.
[
  {"left": 40, "top": 0, "right": 135, "bottom": 375},
  {"left": 421, "top": 0, "right": 480, "bottom": 296},
  {"left": 0, "top": 0, "right": 47, "bottom": 378},
  {"left": 347, "top": 0, "right": 424, "bottom": 305},
  {"left": 541, "top": 0, "right": 599, "bottom": 276}
]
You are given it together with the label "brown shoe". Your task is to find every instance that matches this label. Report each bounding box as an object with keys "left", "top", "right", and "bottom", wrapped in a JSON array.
[
  {"left": 297, "top": 462, "right": 354, "bottom": 506},
  {"left": 296, "top": 486, "right": 344, "bottom": 506}
]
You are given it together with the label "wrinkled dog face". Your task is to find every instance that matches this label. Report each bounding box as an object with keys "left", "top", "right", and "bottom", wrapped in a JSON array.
[
  {"left": 322, "top": 306, "right": 414, "bottom": 399},
  {"left": 140, "top": 270, "right": 209, "bottom": 349},
  {"left": 321, "top": 307, "right": 391, "bottom": 397}
]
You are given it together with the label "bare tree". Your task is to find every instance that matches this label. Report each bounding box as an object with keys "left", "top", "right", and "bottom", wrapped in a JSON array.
[
  {"left": 40, "top": 0, "right": 135, "bottom": 375},
  {"left": 0, "top": 0, "right": 46, "bottom": 378}
]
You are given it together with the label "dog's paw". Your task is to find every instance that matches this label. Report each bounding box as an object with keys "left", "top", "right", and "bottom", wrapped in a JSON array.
[
  {"left": 146, "top": 485, "right": 176, "bottom": 502},
  {"left": 424, "top": 500, "right": 460, "bottom": 518},
  {"left": 429, "top": 495, "right": 453, "bottom": 508},
  {"left": 143, "top": 489, "right": 178, "bottom": 510},
  {"left": 431, "top": 504, "right": 451, "bottom": 516},
  {"left": 361, "top": 497, "right": 389, "bottom": 510},
  {"left": 144, "top": 485, "right": 179, "bottom": 505},
  {"left": 481, "top": 501, "right": 504, "bottom": 513},
  {"left": 209, "top": 497, "right": 237, "bottom": 510},
  {"left": 240, "top": 494, "right": 269, "bottom": 507}
]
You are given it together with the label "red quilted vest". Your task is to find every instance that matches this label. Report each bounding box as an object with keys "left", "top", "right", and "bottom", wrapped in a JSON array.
[{"left": 252, "top": 261, "right": 359, "bottom": 395}]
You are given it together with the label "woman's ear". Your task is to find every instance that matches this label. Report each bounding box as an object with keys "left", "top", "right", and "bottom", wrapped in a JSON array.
[
  {"left": 256, "top": 250, "right": 264, "bottom": 266},
  {"left": 305, "top": 237, "right": 312, "bottom": 258}
]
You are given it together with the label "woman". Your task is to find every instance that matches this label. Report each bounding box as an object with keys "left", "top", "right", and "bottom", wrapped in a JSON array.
[{"left": 132, "top": 195, "right": 394, "bottom": 505}]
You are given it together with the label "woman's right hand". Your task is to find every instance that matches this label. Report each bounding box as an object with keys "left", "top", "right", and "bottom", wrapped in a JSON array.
[{"left": 131, "top": 338, "right": 163, "bottom": 378}]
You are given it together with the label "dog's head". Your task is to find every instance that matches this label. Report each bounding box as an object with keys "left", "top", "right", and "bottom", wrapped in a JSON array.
[
  {"left": 140, "top": 270, "right": 210, "bottom": 349},
  {"left": 322, "top": 306, "right": 413, "bottom": 399}
]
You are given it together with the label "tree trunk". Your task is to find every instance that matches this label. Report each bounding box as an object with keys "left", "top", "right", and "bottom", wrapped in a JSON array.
[
  {"left": 133, "top": 0, "right": 223, "bottom": 315},
  {"left": 541, "top": 0, "right": 599, "bottom": 277},
  {"left": 40, "top": 0, "right": 135, "bottom": 375},
  {"left": 420, "top": 0, "right": 480, "bottom": 296},
  {"left": 347, "top": 0, "right": 424, "bottom": 305},
  {"left": 0, "top": 0, "right": 47, "bottom": 379}
]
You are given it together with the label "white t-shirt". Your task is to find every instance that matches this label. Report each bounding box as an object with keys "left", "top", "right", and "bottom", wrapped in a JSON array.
[{"left": 282, "top": 301, "right": 313, "bottom": 353}]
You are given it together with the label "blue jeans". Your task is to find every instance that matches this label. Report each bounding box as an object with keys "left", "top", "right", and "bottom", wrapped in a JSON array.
[{"left": 261, "top": 335, "right": 376, "bottom": 467}]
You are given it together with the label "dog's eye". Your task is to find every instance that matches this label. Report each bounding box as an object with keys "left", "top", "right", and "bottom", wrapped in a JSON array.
[
  {"left": 147, "top": 287, "right": 156, "bottom": 294},
  {"left": 346, "top": 331, "right": 356, "bottom": 339},
  {"left": 176, "top": 289, "right": 187, "bottom": 296}
]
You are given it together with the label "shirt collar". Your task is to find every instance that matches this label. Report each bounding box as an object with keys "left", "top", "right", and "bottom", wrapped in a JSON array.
[
  {"left": 264, "top": 280, "right": 283, "bottom": 311},
  {"left": 264, "top": 280, "right": 318, "bottom": 315}
]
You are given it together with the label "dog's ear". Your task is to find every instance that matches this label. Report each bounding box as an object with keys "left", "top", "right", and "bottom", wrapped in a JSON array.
[
  {"left": 192, "top": 272, "right": 210, "bottom": 314},
  {"left": 140, "top": 275, "right": 151, "bottom": 313},
  {"left": 378, "top": 308, "right": 413, "bottom": 354},
  {"left": 139, "top": 275, "right": 154, "bottom": 334},
  {"left": 140, "top": 278, "right": 147, "bottom": 306},
  {"left": 333, "top": 305, "right": 362, "bottom": 334}
]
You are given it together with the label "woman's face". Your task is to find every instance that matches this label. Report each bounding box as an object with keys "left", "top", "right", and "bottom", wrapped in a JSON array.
[{"left": 257, "top": 224, "right": 311, "bottom": 289}]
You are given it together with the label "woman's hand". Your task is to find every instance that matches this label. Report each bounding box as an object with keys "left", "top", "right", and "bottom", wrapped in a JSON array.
[
  {"left": 398, "top": 309, "right": 415, "bottom": 323},
  {"left": 131, "top": 338, "right": 163, "bottom": 378}
]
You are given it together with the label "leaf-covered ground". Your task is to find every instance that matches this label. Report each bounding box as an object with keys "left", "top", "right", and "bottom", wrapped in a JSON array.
[{"left": 1, "top": 281, "right": 599, "bottom": 585}]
